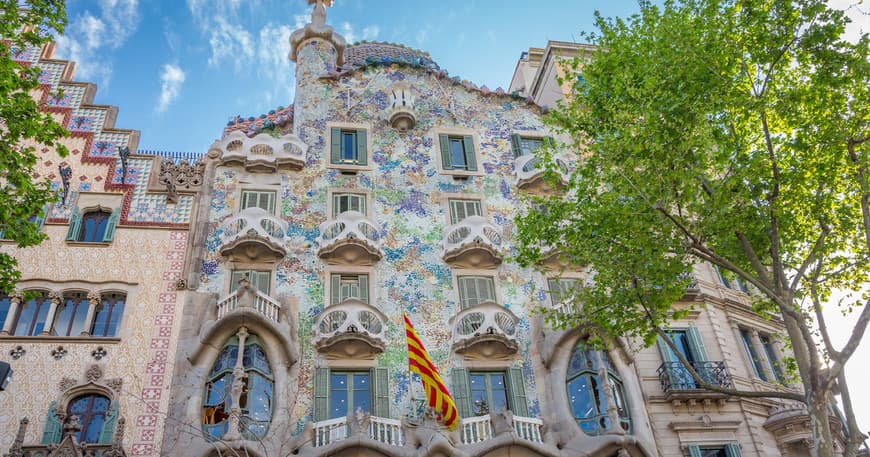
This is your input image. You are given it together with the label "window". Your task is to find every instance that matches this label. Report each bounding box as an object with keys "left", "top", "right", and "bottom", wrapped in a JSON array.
[
  {"left": 715, "top": 266, "right": 749, "bottom": 293},
  {"left": 740, "top": 329, "right": 768, "bottom": 381},
  {"left": 657, "top": 327, "right": 709, "bottom": 389},
  {"left": 510, "top": 134, "right": 553, "bottom": 158},
  {"left": 457, "top": 275, "right": 496, "bottom": 309},
  {"left": 438, "top": 134, "right": 477, "bottom": 172},
  {"left": 451, "top": 367, "right": 527, "bottom": 419},
  {"left": 448, "top": 198, "right": 482, "bottom": 225},
  {"left": 759, "top": 334, "right": 784, "bottom": 382},
  {"left": 230, "top": 270, "right": 271, "bottom": 295},
  {"left": 65, "top": 394, "right": 111, "bottom": 444},
  {"left": 688, "top": 444, "right": 742, "bottom": 457},
  {"left": 313, "top": 367, "right": 389, "bottom": 422},
  {"left": 240, "top": 190, "right": 276, "bottom": 213},
  {"left": 66, "top": 207, "right": 119, "bottom": 243},
  {"left": 332, "top": 193, "right": 367, "bottom": 217},
  {"left": 566, "top": 339, "right": 630, "bottom": 435},
  {"left": 0, "top": 209, "right": 47, "bottom": 240},
  {"left": 0, "top": 295, "right": 10, "bottom": 331},
  {"left": 54, "top": 292, "right": 90, "bottom": 336},
  {"left": 203, "top": 334, "right": 273, "bottom": 440},
  {"left": 90, "top": 293, "right": 125, "bottom": 338},
  {"left": 548, "top": 278, "right": 581, "bottom": 307},
  {"left": 329, "top": 273, "right": 369, "bottom": 304},
  {"left": 330, "top": 127, "right": 368, "bottom": 166},
  {"left": 13, "top": 293, "right": 51, "bottom": 336}
]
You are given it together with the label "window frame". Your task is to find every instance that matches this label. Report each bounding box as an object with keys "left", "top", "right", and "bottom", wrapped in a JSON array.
[
  {"left": 326, "top": 122, "right": 372, "bottom": 172},
  {"left": 90, "top": 292, "right": 126, "bottom": 338},
  {"left": 239, "top": 189, "right": 277, "bottom": 214},
  {"left": 54, "top": 291, "right": 90, "bottom": 337},
  {"left": 509, "top": 133, "right": 554, "bottom": 158},
  {"left": 455, "top": 274, "right": 498, "bottom": 310},
  {"left": 434, "top": 129, "right": 483, "bottom": 177},
  {"left": 229, "top": 270, "right": 272, "bottom": 295},
  {"left": 565, "top": 339, "right": 631, "bottom": 435},
  {"left": 447, "top": 198, "right": 483, "bottom": 225},
  {"left": 64, "top": 393, "right": 112, "bottom": 444},
  {"left": 324, "top": 265, "right": 374, "bottom": 308},
  {"left": 12, "top": 292, "right": 51, "bottom": 336}
]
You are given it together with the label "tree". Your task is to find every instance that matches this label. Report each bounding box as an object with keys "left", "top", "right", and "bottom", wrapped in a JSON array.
[
  {"left": 515, "top": 1, "right": 869, "bottom": 456},
  {"left": 0, "top": 1, "right": 68, "bottom": 293}
]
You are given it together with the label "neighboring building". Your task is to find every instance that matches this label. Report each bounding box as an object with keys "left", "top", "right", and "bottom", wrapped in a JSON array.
[
  {"left": 0, "top": 41, "right": 204, "bottom": 456},
  {"left": 1, "top": 3, "right": 843, "bottom": 457}
]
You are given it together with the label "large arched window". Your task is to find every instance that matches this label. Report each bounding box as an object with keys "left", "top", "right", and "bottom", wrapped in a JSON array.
[
  {"left": 54, "top": 292, "right": 90, "bottom": 336},
  {"left": 65, "top": 394, "right": 111, "bottom": 443},
  {"left": 566, "top": 339, "right": 631, "bottom": 435},
  {"left": 202, "top": 331, "right": 273, "bottom": 441}
]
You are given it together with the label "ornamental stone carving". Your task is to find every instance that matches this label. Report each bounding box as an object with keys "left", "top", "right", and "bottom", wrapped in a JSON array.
[{"left": 158, "top": 158, "right": 205, "bottom": 203}]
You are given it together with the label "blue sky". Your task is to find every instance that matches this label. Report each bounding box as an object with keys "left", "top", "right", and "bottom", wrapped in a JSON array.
[{"left": 56, "top": 0, "right": 647, "bottom": 153}]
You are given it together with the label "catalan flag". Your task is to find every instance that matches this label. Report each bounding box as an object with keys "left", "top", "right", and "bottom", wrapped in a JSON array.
[{"left": 403, "top": 311, "right": 459, "bottom": 430}]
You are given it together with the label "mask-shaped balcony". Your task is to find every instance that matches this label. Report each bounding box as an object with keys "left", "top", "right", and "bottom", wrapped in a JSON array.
[
  {"left": 442, "top": 216, "right": 503, "bottom": 269},
  {"left": 313, "top": 299, "right": 388, "bottom": 359},
  {"left": 449, "top": 301, "right": 519, "bottom": 360},
  {"left": 514, "top": 154, "right": 569, "bottom": 194},
  {"left": 316, "top": 211, "right": 383, "bottom": 265},
  {"left": 217, "top": 207, "right": 288, "bottom": 262},
  {"left": 215, "top": 131, "right": 307, "bottom": 172}
]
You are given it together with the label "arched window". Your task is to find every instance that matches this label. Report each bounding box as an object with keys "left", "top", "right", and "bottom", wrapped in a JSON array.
[
  {"left": 202, "top": 332, "right": 273, "bottom": 440},
  {"left": 566, "top": 339, "right": 631, "bottom": 435},
  {"left": 79, "top": 210, "right": 112, "bottom": 242},
  {"left": 91, "top": 293, "right": 125, "bottom": 337},
  {"left": 65, "top": 394, "right": 111, "bottom": 443},
  {"left": 54, "top": 292, "right": 90, "bottom": 336},
  {"left": 13, "top": 292, "right": 50, "bottom": 336}
]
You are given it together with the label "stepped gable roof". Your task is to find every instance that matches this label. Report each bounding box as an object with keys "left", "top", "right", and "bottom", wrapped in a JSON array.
[
  {"left": 343, "top": 41, "right": 438, "bottom": 69},
  {"left": 223, "top": 105, "right": 294, "bottom": 138}
]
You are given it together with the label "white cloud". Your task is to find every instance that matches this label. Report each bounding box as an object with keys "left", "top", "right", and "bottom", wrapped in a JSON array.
[
  {"left": 207, "top": 17, "right": 255, "bottom": 70},
  {"left": 256, "top": 23, "right": 295, "bottom": 106},
  {"left": 157, "top": 64, "right": 186, "bottom": 113},
  {"left": 53, "top": 0, "right": 141, "bottom": 86},
  {"left": 340, "top": 21, "right": 380, "bottom": 44}
]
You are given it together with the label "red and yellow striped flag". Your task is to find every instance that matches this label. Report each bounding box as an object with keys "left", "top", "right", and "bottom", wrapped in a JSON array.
[{"left": 403, "top": 311, "right": 459, "bottom": 430}]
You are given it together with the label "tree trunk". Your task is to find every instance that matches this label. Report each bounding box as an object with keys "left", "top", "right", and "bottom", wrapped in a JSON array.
[{"left": 809, "top": 390, "right": 837, "bottom": 457}]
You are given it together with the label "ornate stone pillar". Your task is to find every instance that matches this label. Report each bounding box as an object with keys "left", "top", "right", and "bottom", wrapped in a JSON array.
[
  {"left": 596, "top": 350, "right": 623, "bottom": 435},
  {"left": 81, "top": 292, "right": 101, "bottom": 336},
  {"left": 1, "top": 291, "right": 22, "bottom": 335},
  {"left": 223, "top": 326, "right": 249, "bottom": 441},
  {"left": 40, "top": 292, "right": 62, "bottom": 335}
]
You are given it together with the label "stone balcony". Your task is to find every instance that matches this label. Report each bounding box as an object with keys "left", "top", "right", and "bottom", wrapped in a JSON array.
[
  {"left": 214, "top": 131, "right": 306, "bottom": 172},
  {"left": 657, "top": 361, "right": 733, "bottom": 406},
  {"left": 316, "top": 211, "right": 383, "bottom": 265},
  {"left": 442, "top": 216, "right": 503, "bottom": 269},
  {"left": 217, "top": 207, "right": 288, "bottom": 262},
  {"left": 313, "top": 298, "right": 388, "bottom": 359},
  {"left": 216, "top": 284, "right": 282, "bottom": 324},
  {"left": 514, "top": 154, "right": 568, "bottom": 193},
  {"left": 449, "top": 301, "right": 519, "bottom": 360}
]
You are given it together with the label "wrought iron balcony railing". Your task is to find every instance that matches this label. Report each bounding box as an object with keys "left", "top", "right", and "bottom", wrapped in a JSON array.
[{"left": 657, "top": 361, "right": 733, "bottom": 393}]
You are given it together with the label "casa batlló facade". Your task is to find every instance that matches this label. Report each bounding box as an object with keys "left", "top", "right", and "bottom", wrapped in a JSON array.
[{"left": 0, "top": 2, "right": 844, "bottom": 457}]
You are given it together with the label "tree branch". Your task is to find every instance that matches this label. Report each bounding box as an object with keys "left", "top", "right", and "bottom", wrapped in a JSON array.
[
  {"left": 789, "top": 222, "right": 830, "bottom": 293},
  {"left": 735, "top": 230, "right": 773, "bottom": 289},
  {"left": 808, "top": 261, "right": 838, "bottom": 358},
  {"left": 828, "top": 296, "right": 870, "bottom": 382},
  {"left": 838, "top": 368, "right": 869, "bottom": 457}
]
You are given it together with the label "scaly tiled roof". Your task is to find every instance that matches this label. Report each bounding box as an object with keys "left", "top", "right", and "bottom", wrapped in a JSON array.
[{"left": 343, "top": 42, "right": 438, "bottom": 69}]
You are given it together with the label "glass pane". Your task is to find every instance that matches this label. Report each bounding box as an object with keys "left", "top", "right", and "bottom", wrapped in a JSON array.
[
  {"left": 30, "top": 299, "right": 50, "bottom": 335},
  {"left": 449, "top": 138, "right": 467, "bottom": 169},
  {"left": 246, "top": 374, "right": 272, "bottom": 421},
  {"left": 567, "top": 376, "right": 596, "bottom": 419},
  {"left": 206, "top": 374, "right": 232, "bottom": 406},
  {"left": 341, "top": 132, "right": 356, "bottom": 162},
  {"left": 92, "top": 396, "right": 110, "bottom": 412},
  {"left": 519, "top": 137, "right": 544, "bottom": 156},
  {"left": 82, "top": 413, "right": 104, "bottom": 443},
  {"left": 469, "top": 374, "right": 489, "bottom": 415},
  {"left": 104, "top": 300, "right": 125, "bottom": 337},
  {"left": 69, "top": 396, "right": 90, "bottom": 414},
  {"left": 0, "top": 296, "right": 9, "bottom": 330},
  {"left": 489, "top": 374, "right": 508, "bottom": 413},
  {"left": 13, "top": 298, "right": 37, "bottom": 336},
  {"left": 244, "top": 344, "right": 271, "bottom": 375},
  {"left": 80, "top": 211, "right": 109, "bottom": 242},
  {"left": 701, "top": 449, "right": 728, "bottom": 457}
]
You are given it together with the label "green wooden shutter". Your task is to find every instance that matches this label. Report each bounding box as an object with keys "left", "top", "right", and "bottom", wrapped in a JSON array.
[
  {"left": 463, "top": 136, "right": 477, "bottom": 171},
  {"left": 356, "top": 129, "right": 367, "bottom": 166},
  {"left": 330, "top": 274, "right": 341, "bottom": 305},
  {"left": 686, "top": 326, "right": 709, "bottom": 362},
  {"left": 41, "top": 402, "right": 62, "bottom": 444},
  {"left": 724, "top": 443, "right": 742, "bottom": 457},
  {"left": 439, "top": 134, "right": 451, "bottom": 170},
  {"left": 313, "top": 367, "right": 330, "bottom": 421},
  {"left": 507, "top": 367, "right": 529, "bottom": 416},
  {"left": 99, "top": 400, "right": 119, "bottom": 444},
  {"left": 510, "top": 134, "right": 522, "bottom": 158},
  {"left": 66, "top": 207, "right": 82, "bottom": 241},
  {"left": 688, "top": 445, "right": 703, "bottom": 457},
  {"left": 330, "top": 128, "right": 341, "bottom": 165},
  {"left": 656, "top": 335, "right": 676, "bottom": 363},
  {"left": 358, "top": 275, "right": 369, "bottom": 304},
  {"left": 371, "top": 367, "right": 389, "bottom": 417},
  {"left": 102, "top": 208, "right": 120, "bottom": 242},
  {"left": 451, "top": 368, "right": 472, "bottom": 418}
]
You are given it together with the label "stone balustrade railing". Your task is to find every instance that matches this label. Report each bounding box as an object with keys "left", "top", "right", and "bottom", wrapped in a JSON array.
[
  {"left": 460, "top": 414, "right": 544, "bottom": 445},
  {"left": 216, "top": 288, "right": 282, "bottom": 323},
  {"left": 312, "top": 415, "right": 404, "bottom": 447}
]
